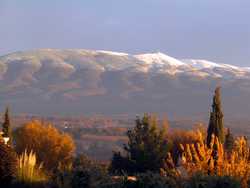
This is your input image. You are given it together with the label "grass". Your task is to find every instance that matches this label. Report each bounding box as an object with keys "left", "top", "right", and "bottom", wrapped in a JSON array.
[{"left": 17, "top": 150, "right": 47, "bottom": 183}]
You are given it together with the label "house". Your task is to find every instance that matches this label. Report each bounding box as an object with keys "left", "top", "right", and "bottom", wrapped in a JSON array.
[{"left": 0, "top": 131, "right": 9, "bottom": 145}]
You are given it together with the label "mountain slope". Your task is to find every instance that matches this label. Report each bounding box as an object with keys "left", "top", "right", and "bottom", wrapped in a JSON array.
[{"left": 0, "top": 49, "right": 249, "bottom": 118}]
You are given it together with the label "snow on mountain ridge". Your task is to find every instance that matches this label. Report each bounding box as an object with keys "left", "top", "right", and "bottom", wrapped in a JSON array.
[
  {"left": 134, "top": 52, "right": 186, "bottom": 67},
  {"left": 0, "top": 49, "right": 249, "bottom": 79},
  {"left": 182, "top": 59, "right": 224, "bottom": 69},
  {"left": 133, "top": 53, "right": 250, "bottom": 78},
  {"left": 97, "top": 50, "right": 129, "bottom": 56}
]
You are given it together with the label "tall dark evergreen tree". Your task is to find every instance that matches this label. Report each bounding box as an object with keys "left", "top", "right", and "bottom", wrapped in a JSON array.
[
  {"left": 207, "top": 87, "right": 225, "bottom": 146},
  {"left": 2, "top": 107, "right": 12, "bottom": 146}
]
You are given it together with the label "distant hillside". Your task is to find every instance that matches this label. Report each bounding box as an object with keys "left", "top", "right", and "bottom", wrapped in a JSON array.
[{"left": 0, "top": 49, "right": 250, "bottom": 118}]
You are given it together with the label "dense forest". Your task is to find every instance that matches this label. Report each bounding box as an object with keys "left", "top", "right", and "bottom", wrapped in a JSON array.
[{"left": 0, "top": 87, "right": 250, "bottom": 188}]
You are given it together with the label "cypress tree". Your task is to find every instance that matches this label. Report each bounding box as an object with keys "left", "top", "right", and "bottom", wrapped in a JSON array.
[
  {"left": 2, "top": 107, "right": 12, "bottom": 146},
  {"left": 207, "top": 87, "right": 225, "bottom": 145}
]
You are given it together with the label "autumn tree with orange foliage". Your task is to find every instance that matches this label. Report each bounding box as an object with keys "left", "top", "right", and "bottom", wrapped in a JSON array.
[
  {"left": 177, "top": 131, "right": 250, "bottom": 188},
  {"left": 14, "top": 120, "right": 75, "bottom": 171}
]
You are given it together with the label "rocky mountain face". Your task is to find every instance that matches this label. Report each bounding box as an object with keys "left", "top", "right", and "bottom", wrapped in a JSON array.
[{"left": 0, "top": 49, "right": 249, "bottom": 118}]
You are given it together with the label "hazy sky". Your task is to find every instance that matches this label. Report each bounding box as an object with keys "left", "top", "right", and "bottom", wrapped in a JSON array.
[{"left": 0, "top": 0, "right": 249, "bottom": 66}]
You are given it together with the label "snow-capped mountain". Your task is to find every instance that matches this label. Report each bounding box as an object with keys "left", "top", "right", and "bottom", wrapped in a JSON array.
[{"left": 0, "top": 49, "right": 249, "bottom": 118}]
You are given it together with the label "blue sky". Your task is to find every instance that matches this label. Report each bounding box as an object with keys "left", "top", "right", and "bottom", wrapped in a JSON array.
[{"left": 0, "top": 0, "right": 249, "bottom": 66}]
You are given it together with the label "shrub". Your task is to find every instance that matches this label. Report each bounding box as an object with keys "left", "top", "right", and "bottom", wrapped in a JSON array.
[
  {"left": 0, "top": 143, "right": 17, "bottom": 186},
  {"left": 52, "top": 154, "right": 110, "bottom": 188},
  {"left": 10, "top": 181, "right": 48, "bottom": 188},
  {"left": 178, "top": 132, "right": 250, "bottom": 187},
  {"left": 15, "top": 120, "right": 75, "bottom": 171},
  {"left": 111, "top": 114, "right": 170, "bottom": 174},
  {"left": 52, "top": 165, "right": 73, "bottom": 188},
  {"left": 17, "top": 150, "right": 47, "bottom": 183},
  {"left": 104, "top": 173, "right": 179, "bottom": 188},
  {"left": 133, "top": 172, "right": 179, "bottom": 188},
  {"left": 109, "top": 151, "right": 136, "bottom": 175},
  {"left": 169, "top": 128, "right": 203, "bottom": 164},
  {"left": 184, "top": 173, "right": 241, "bottom": 188},
  {"left": 71, "top": 154, "right": 109, "bottom": 188}
]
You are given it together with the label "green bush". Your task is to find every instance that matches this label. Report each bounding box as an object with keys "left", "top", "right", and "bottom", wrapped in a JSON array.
[
  {"left": 52, "top": 166, "right": 73, "bottom": 188},
  {"left": 99, "top": 172, "right": 179, "bottom": 188},
  {"left": 52, "top": 154, "right": 110, "bottom": 188},
  {"left": 71, "top": 155, "right": 109, "bottom": 188},
  {"left": 111, "top": 115, "right": 170, "bottom": 174},
  {"left": 127, "top": 172, "right": 178, "bottom": 188},
  {"left": 184, "top": 173, "right": 241, "bottom": 188}
]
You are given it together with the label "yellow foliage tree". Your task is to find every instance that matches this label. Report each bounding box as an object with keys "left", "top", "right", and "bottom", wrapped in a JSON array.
[{"left": 15, "top": 120, "right": 75, "bottom": 171}]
